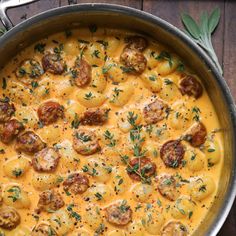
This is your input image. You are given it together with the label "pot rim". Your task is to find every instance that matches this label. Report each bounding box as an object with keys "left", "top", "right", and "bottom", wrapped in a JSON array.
[{"left": 0, "top": 3, "right": 236, "bottom": 235}]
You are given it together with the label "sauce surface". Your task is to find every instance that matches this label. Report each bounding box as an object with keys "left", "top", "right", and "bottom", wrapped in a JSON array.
[{"left": 0, "top": 27, "right": 223, "bottom": 236}]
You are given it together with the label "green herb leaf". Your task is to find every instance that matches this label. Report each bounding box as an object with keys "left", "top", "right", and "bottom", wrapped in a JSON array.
[
  {"left": 208, "top": 7, "right": 220, "bottom": 33},
  {"left": 181, "top": 13, "right": 201, "bottom": 39}
]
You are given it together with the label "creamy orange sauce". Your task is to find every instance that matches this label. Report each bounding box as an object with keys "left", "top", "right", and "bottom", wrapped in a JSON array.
[{"left": 0, "top": 27, "right": 223, "bottom": 236}]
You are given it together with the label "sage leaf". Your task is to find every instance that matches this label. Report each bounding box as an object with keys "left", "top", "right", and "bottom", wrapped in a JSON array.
[
  {"left": 208, "top": 7, "right": 220, "bottom": 33},
  {"left": 181, "top": 13, "right": 201, "bottom": 39},
  {"left": 200, "top": 11, "right": 209, "bottom": 36}
]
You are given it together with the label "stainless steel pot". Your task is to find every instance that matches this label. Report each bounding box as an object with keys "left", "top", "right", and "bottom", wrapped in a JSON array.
[{"left": 0, "top": 3, "right": 235, "bottom": 236}]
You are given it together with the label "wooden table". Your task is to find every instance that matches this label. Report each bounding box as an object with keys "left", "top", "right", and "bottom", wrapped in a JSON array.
[{"left": 2, "top": 0, "right": 236, "bottom": 235}]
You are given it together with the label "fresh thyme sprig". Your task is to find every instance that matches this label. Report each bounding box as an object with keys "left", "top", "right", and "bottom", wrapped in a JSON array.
[{"left": 181, "top": 8, "right": 223, "bottom": 75}]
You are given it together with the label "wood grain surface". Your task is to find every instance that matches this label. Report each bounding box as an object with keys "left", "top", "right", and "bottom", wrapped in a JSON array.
[{"left": 1, "top": 0, "right": 236, "bottom": 235}]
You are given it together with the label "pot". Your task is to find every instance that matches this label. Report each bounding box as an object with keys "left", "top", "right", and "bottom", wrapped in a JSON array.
[{"left": 0, "top": 3, "right": 235, "bottom": 236}]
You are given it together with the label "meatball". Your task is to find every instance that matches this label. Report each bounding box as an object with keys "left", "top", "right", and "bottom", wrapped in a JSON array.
[
  {"left": 31, "top": 223, "right": 58, "bottom": 236},
  {"left": 185, "top": 122, "right": 207, "bottom": 147},
  {"left": 73, "top": 128, "right": 101, "bottom": 155},
  {"left": 179, "top": 74, "right": 203, "bottom": 99},
  {"left": 160, "top": 140, "right": 185, "bottom": 168},
  {"left": 0, "top": 206, "right": 20, "bottom": 230},
  {"left": 80, "top": 108, "right": 109, "bottom": 126},
  {"left": 37, "top": 101, "right": 64, "bottom": 125},
  {"left": 125, "top": 36, "right": 148, "bottom": 51},
  {"left": 15, "top": 131, "right": 46, "bottom": 154},
  {"left": 143, "top": 99, "right": 168, "bottom": 124},
  {"left": 42, "top": 52, "right": 65, "bottom": 75},
  {"left": 15, "top": 59, "right": 44, "bottom": 85},
  {"left": 0, "top": 99, "right": 15, "bottom": 123},
  {"left": 0, "top": 119, "right": 24, "bottom": 144},
  {"left": 127, "top": 157, "right": 156, "bottom": 181},
  {"left": 120, "top": 47, "right": 147, "bottom": 74},
  {"left": 72, "top": 58, "right": 92, "bottom": 87},
  {"left": 105, "top": 202, "right": 132, "bottom": 226},
  {"left": 161, "top": 221, "right": 188, "bottom": 236},
  {"left": 32, "top": 147, "right": 60, "bottom": 173},
  {"left": 36, "top": 190, "right": 64, "bottom": 213},
  {"left": 63, "top": 173, "right": 89, "bottom": 194},
  {"left": 157, "top": 174, "right": 180, "bottom": 201}
]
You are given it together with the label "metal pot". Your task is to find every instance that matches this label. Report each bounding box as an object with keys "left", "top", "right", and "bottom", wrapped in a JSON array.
[{"left": 0, "top": 3, "right": 235, "bottom": 236}]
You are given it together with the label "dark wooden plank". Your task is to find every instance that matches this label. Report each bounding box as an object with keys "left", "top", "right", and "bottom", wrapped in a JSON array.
[
  {"left": 60, "top": 0, "right": 142, "bottom": 9},
  {"left": 7, "top": 0, "right": 59, "bottom": 26},
  {"left": 143, "top": 0, "right": 225, "bottom": 65},
  {"left": 222, "top": 0, "right": 236, "bottom": 100}
]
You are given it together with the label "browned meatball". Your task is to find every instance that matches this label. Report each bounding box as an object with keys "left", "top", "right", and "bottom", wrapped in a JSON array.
[
  {"left": 15, "top": 131, "right": 46, "bottom": 154},
  {"left": 63, "top": 173, "right": 89, "bottom": 194},
  {"left": 185, "top": 122, "right": 207, "bottom": 147},
  {"left": 127, "top": 157, "right": 156, "bottom": 181},
  {"left": 120, "top": 47, "right": 147, "bottom": 74},
  {"left": 105, "top": 202, "right": 132, "bottom": 226},
  {"left": 80, "top": 108, "right": 109, "bottom": 126},
  {"left": 73, "top": 128, "right": 100, "bottom": 155},
  {"left": 157, "top": 174, "right": 180, "bottom": 201},
  {"left": 36, "top": 190, "right": 64, "bottom": 213},
  {"left": 125, "top": 36, "right": 148, "bottom": 52},
  {"left": 179, "top": 74, "right": 203, "bottom": 99},
  {"left": 31, "top": 223, "right": 58, "bottom": 236},
  {"left": 15, "top": 59, "right": 44, "bottom": 85},
  {"left": 42, "top": 52, "right": 65, "bottom": 75},
  {"left": 0, "top": 99, "right": 15, "bottom": 123},
  {"left": 161, "top": 221, "right": 188, "bottom": 236},
  {"left": 32, "top": 147, "right": 60, "bottom": 173},
  {"left": 160, "top": 140, "right": 185, "bottom": 168},
  {"left": 0, "top": 206, "right": 20, "bottom": 230},
  {"left": 37, "top": 101, "right": 64, "bottom": 125},
  {"left": 72, "top": 58, "right": 92, "bottom": 87},
  {"left": 143, "top": 99, "right": 168, "bottom": 124},
  {"left": 0, "top": 119, "right": 24, "bottom": 144}
]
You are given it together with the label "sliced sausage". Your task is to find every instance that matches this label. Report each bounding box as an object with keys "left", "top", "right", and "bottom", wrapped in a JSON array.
[
  {"left": 31, "top": 223, "right": 58, "bottom": 236},
  {"left": 32, "top": 147, "right": 60, "bottom": 173},
  {"left": 143, "top": 99, "right": 168, "bottom": 124},
  {"left": 160, "top": 140, "right": 185, "bottom": 168},
  {"left": 179, "top": 74, "right": 203, "bottom": 99},
  {"left": 80, "top": 108, "right": 109, "bottom": 125},
  {"left": 105, "top": 202, "right": 132, "bottom": 226},
  {"left": 15, "top": 59, "right": 44, "bottom": 85},
  {"left": 127, "top": 157, "right": 156, "bottom": 181},
  {"left": 37, "top": 101, "right": 64, "bottom": 125},
  {"left": 0, "top": 99, "right": 15, "bottom": 123},
  {"left": 120, "top": 47, "right": 147, "bottom": 74},
  {"left": 63, "top": 173, "right": 89, "bottom": 194},
  {"left": 72, "top": 58, "right": 92, "bottom": 87},
  {"left": 157, "top": 174, "right": 180, "bottom": 201},
  {"left": 36, "top": 190, "right": 64, "bottom": 213},
  {"left": 125, "top": 36, "right": 148, "bottom": 52},
  {"left": 15, "top": 131, "right": 46, "bottom": 154},
  {"left": 185, "top": 122, "right": 207, "bottom": 147},
  {"left": 161, "top": 221, "right": 188, "bottom": 236},
  {"left": 0, "top": 206, "right": 20, "bottom": 230},
  {"left": 42, "top": 52, "right": 65, "bottom": 75},
  {"left": 73, "top": 128, "right": 101, "bottom": 155},
  {"left": 0, "top": 119, "right": 24, "bottom": 144}
]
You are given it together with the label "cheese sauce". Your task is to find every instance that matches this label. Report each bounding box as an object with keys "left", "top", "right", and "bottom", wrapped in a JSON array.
[{"left": 0, "top": 27, "right": 223, "bottom": 236}]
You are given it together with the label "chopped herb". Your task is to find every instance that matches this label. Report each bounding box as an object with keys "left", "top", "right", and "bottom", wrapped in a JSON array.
[
  {"left": 2, "top": 78, "right": 7, "bottom": 89},
  {"left": 65, "top": 29, "right": 72, "bottom": 37},
  {"left": 78, "top": 38, "right": 89, "bottom": 44},
  {"left": 89, "top": 24, "right": 97, "bottom": 33},
  {"left": 71, "top": 113, "right": 80, "bottom": 129},
  {"left": 164, "top": 78, "right": 173, "bottom": 85},
  {"left": 92, "top": 50, "right": 100, "bottom": 58},
  {"left": 96, "top": 40, "right": 108, "bottom": 49},
  {"left": 156, "top": 51, "right": 173, "bottom": 67},
  {"left": 95, "top": 192, "right": 103, "bottom": 200},
  {"left": 84, "top": 92, "right": 94, "bottom": 100},
  {"left": 31, "top": 81, "right": 39, "bottom": 89},
  {"left": 54, "top": 43, "right": 64, "bottom": 55},
  {"left": 34, "top": 43, "right": 46, "bottom": 53},
  {"left": 192, "top": 106, "right": 201, "bottom": 121},
  {"left": 177, "top": 62, "right": 185, "bottom": 71},
  {"left": 208, "top": 148, "right": 215, "bottom": 152},
  {"left": 102, "top": 64, "right": 114, "bottom": 74},
  {"left": 67, "top": 204, "right": 81, "bottom": 221},
  {"left": 199, "top": 185, "right": 207, "bottom": 192},
  {"left": 7, "top": 186, "right": 21, "bottom": 202},
  {"left": 103, "top": 130, "right": 116, "bottom": 147},
  {"left": 110, "top": 87, "right": 123, "bottom": 103},
  {"left": 76, "top": 132, "right": 91, "bottom": 142},
  {"left": 149, "top": 75, "right": 157, "bottom": 81},
  {"left": 12, "top": 169, "right": 23, "bottom": 178},
  {"left": 120, "top": 66, "right": 134, "bottom": 73},
  {"left": 157, "top": 199, "right": 162, "bottom": 207},
  {"left": 208, "top": 160, "right": 214, "bottom": 167},
  {"left": 189, "top": 211, "right": 193, "bottom": 219}
]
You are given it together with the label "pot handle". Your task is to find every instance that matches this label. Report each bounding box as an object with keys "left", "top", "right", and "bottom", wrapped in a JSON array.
[{"left": 0, "top": 0, "right": 39, "bottom": 30}]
